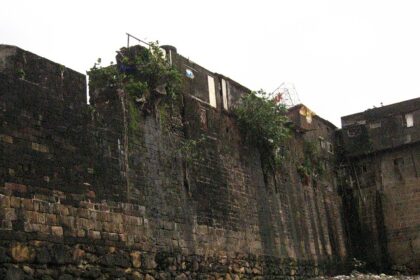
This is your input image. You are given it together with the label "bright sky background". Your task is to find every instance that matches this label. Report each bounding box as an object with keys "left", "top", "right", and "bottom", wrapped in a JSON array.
[{"left": 2, "top": 0, "right": 420, "bottom": 126}]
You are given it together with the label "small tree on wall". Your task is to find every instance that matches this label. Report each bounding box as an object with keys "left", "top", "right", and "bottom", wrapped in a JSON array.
[
  {"left": 296, "top": 140, "right": 324, "bottom": 186},
  {"left": 88, "top": 42, "right": 182, "bottom": 114},
  {"left": 234, "top": 90, "right": 291, "bottom": 167}
]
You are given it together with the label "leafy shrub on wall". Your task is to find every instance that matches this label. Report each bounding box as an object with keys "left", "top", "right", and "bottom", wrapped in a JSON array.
[{"left": 234, "top": 90, "right": 290, "bottom": 166}]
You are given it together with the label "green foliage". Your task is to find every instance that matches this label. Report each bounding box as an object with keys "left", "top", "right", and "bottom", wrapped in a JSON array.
[
  {"left": 88, "top": 42, "right": 182, "bottom": 112},
  {"left": 59, "top": 64, "right": 66, "bottom": 73},
  {"left": 117, "top": 42, "right": 182, "bottom": 102},
  {"left": 178, "top": 135, "right": 206, "bottom": 165},
  {"left": 124, "top": 80, "right": 148, "bottom": 99},
  {"left": 297, "top": 140, "right": 324, "bottom": 183},
  {"left": 127, "top": 99, "right": 140, "bottom": 133},
  {"left": 16, "top": 68, "right": 25, "bottom": 79},
  {"left": 234, "top": 90, "right": 290, "bottom": 165},
  {"left": 87, "top": 58, "right": 120, "bottom": 90}
]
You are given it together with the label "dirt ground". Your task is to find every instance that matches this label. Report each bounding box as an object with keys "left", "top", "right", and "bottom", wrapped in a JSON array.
[{"left": 312, "top": 272, "right": 420, "bottom": 280}]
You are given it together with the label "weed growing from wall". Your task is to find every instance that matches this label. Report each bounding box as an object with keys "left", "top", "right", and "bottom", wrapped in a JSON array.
[
  {"left": 88, "top": 42, "right": 182, "bottom": 114},
  {"left": 88, "top": 58, "right": 119, "bottom": 90},
  {"left": 127, "top": 99, "right": 140, "bottom": 134},
  {"left": 177, "top": 135, "right": 207, "bottom": 165},
  {"left": 16, "top": 68, "right": 25, "bottom": 79},
  {"left": 297, "top": 140, "right": 324, "bottom": 185},
  {"left": 234, "top": 90, "right": 290, "bottom": 166}
]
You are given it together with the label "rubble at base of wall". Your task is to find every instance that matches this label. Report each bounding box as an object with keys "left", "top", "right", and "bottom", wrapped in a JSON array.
[
  {"left": 312, "top": 271, "right": 420, "bottom": 280},
  {"left": 0, "top": 242, "right": 342, "bottom": 280}
]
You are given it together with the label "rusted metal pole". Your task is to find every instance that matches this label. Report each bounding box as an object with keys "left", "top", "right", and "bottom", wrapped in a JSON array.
[{"left": 126, "top": 33, "right": 150, "bottom": 47}]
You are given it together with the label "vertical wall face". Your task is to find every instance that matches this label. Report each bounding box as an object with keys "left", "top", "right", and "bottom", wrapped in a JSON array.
[
  {"left": 0, "top": 45, "right": 349, "bottom": 279},
  {"left": 0, "top": 45, "right": 86, "bottom": 106},
  {"left": 380, "top": 145, "right": 420, "bottom": 271},
  {"left": 340, "top": 100, "right": 420, "bottom": 273},
  {"left": 338, "top": 160, "right": 388, "bottom": 271},
  {"left": 340, "top": 146, "right": 420, "bottom": 272},
  {"left": 287, "top": 106, "right": 347, "bottom": 263}
]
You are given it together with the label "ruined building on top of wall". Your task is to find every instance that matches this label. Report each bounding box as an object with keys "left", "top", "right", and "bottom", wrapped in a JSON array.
[
  {"left": 0, "top": 42, "right": 418, "bottom": 279},
  {"left": 338, "top": 98, "right": 420, "bottom": 272}
]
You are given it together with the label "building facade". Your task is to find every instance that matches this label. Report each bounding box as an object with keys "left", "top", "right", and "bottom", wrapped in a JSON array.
[{"left": 338, "top": 98, "right": 420, "bottom": 272}]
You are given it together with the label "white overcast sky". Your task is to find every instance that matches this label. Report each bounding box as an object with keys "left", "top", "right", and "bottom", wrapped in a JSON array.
[{"left": 2, "top": 0, "right": 420, "bottom": 126}]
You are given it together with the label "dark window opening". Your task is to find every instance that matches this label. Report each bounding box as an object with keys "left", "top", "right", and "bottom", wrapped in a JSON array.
[
  {"left": 327, "top": 142, "right": 334, "bottom": 154},
  {"left": 347, "top": 126, "right": 361, "bottom": 137},
  {"left": 393, "top": 157, "right": 405, "bottom": 182},
  {"left": 362, "top": 164, "right": 367, "bottom": 173},
  {"left": 199, "top": 108, "right": 208, "bottom": 130},
  {"left": 393, "top": 157, "right": 404, "bottom": 168}
]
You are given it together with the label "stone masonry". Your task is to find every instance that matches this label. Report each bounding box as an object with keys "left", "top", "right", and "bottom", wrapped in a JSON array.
[
  {"left": 0, "top": 44, "right": 418, "bottom": 279},
  {"left": 338, "top": 98, "right": 420, "bottom": 273}
]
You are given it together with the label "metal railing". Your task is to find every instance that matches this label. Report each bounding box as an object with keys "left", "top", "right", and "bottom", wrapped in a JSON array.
[{"left": 126, "top": 33, "right": 150, "bottom": 48}]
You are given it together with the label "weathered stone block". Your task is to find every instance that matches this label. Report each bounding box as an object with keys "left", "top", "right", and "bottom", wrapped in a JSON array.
[
  {"left": 0, "top": 134, "right": 13, "bottom": 144},
  {"left": 132, "top": 271, "right": 143, "bottom": 280},
  {"left": 57, "top": 205, "right": 70, "bottom": 216},
  {"left": 2, "top": 208, "right": 17, "bottom": 221},
  {"left": 76, "top": 229, "right": 86, "bottom": 238},
  {"left": 108, "top": 232, "right": 119, "bottom": 241},
  {"left": 58, "top": 274, "right": 74, "bottom": 280},
  {"left": 0, "top": 195, "right": 11, "bottom": 208},
  {"left": 10, "top": 243, "right": 36, "bottom": 263},
  {"left": 31, "top": 142, "right": 49, "bottom": 153},
  {"left": 143, "top": 254, "right": 157, "bottom": 270},
  {"left": 35, "top": 247, "right": 51, "bottom": 264},
  {"left": 144, "top": 274, "right": 155, "bottom": 280},
  {"left": 51, "top": 226, "right": 63, "bottom": 237},
  {"left": 46, "top": 213, "right": 57, "bottom": 224},
  {"left": 21, "top": 199, "right": 34, "bottom": 211},
  {"left": 52, "top": 244, "right": 73, "bottom": 264},
  {"left": 5, "top": 266, "right": 24, "bottom": 280},
  {"left": 130, "top": 251, "right": 142, "bottom": 268},
  {"left": 0, "top": 247, "right": 11, "bottom": 263},
  {"left": 87, "top": 230, "right": 101, "bottom": 240},
  {"left": 5, "top": 183, "right": 27, "bottom": 193},
  {"left": 98, "top": 253, "right": 131, "bottom": 268}
]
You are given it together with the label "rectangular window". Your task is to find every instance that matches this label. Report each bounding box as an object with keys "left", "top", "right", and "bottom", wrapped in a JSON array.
[
  {"left": 199, "top": 108, "right": 207, "bottom": 129},
  {"left": 327, "top": 142, "right": 334, "bottom": 154},
  {"left": 361, "top": 164, "right": 367, "bottom": 173},
  {"left": 208, "top": 75, "right": 216, "bottom": 108},
  {"left": 369, "top": 122, "right": 381, "bottom": 129},
  {"left": 393, "top": 157, "right": 404, "bottom": 181},
  {"left": 405, "top": 113, "right": 414, "bottom": 127},
  {"left": 221, "top": 79, "right": 229, "bottom": 110},
  {"left": 319, "top": 137, "right": 325, "bottom": 149}
]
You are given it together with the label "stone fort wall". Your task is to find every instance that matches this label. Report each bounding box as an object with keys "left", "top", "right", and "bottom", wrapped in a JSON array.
[
  {"left": 0, "top": 45, "right": 348, "bottom": 280},
  {"left": 339, "top": 100, "right": 420, "bottom": 273}
]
